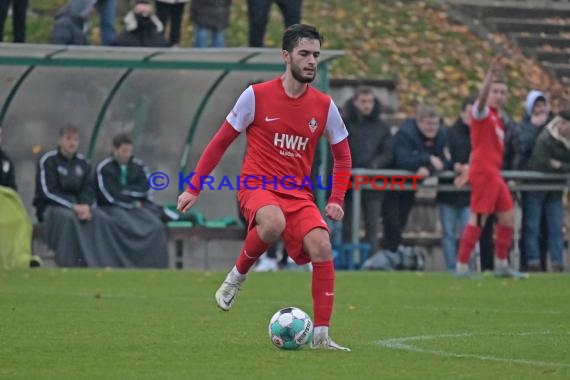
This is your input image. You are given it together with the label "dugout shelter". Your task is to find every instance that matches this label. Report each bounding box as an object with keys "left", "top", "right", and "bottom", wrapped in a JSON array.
[{"left": 0, "top": 44, "right": 344, "bottom": 220}]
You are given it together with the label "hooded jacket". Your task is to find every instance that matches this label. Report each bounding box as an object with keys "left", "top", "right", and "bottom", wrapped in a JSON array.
[
  {"left": 50, "top": 0, "right": 96, "bottom": 45},
  {"left": 512, "top": 90, "right": 554, "bottom": 170},
  {"left": 111, "top": 11, "right": 169, "bottom": 47},
  {"left": 525, "top": 90, "right": 546, "bottom": 117},
  {"left": 342, "top": 97, "right": 392, "bottom": 169},
  {"left": 527, "top": 116, "right": 570, "bottom": 173}
]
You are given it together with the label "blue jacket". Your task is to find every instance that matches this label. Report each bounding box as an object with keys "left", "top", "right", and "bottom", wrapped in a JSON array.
[{"left": 392, "top": 118, "right": 451, "bottom": 175}]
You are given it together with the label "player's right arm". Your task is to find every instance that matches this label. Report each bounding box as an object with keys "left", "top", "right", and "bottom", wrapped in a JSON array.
[
  {"left": 474, "top": 55, "right": 502, "bottom": 118},
  {"left": 177, "top": 86, "right": 255, "bottom": 213},
  {"left": 177, "top": 122, "right": 240, "bottom": 212}
]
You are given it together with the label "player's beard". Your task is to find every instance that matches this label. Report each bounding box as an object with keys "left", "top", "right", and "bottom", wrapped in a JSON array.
[{"left": 290, "top": 61, "right": 316, "bottom": 83}]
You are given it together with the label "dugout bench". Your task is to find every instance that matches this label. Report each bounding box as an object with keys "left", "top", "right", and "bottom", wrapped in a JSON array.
[
  {"left": 166, "top": 223, "right": 245, "bottom": 269},
  {"left": 32, "top": 221, "right": 246, "bottom": 269}
]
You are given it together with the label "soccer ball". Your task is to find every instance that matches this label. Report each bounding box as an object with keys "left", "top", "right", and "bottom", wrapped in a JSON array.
[{"left": 268, "top": 307, "right": 314, "bottom": 350}]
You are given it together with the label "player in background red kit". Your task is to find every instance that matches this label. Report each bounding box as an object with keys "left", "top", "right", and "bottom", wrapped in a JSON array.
[
  {"left": 177, "top": 24, "right": 353, "bottom": 350},
  {"left": 456, "top": 55, "right": 525, "bottom": 278}
]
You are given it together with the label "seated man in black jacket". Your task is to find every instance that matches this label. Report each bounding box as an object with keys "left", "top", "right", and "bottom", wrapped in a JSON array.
[
  {"left": 33, "top": 125, "right": 95, "bottom": 266},
  {"left": 381, "top": 104, "right": 451, "bottom": 253},
  {"left": 95, "top": 133, "right": 168, "bottom": 268},
  {"left": 96, "top": 133, "right": 151, "bottom": 210}
]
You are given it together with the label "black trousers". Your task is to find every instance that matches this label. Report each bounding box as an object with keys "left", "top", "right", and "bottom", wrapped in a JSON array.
[
  {"left": 342, "top": 189, "right": 383, "bottom": 254},
  {"left": 0, "top": 0, "right": 28, "bottom": 43},
  {"left": 155, "top": 1, "right": 185, "bottom": 46},
  {"left": 381, "top": 191, "right": 416, "bottom": 252},
  {"left": 478, "top": 216, "right": 495, "bottom": 270},
  {"left": 247, "top": 0, "right": 302, "bottom": 47}
]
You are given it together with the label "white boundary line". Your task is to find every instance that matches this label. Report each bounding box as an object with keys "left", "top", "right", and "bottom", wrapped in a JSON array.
[
  {"left": 399, "top": 304, "right": 569, "bottom": 315},
  {"left": 377, "top": 331, "right": 570, "bottom": 368}
]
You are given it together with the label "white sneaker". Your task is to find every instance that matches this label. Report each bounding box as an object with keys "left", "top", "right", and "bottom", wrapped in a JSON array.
[
  {"left": 253, "top": 256, "right": 279, "bottom": 272},
  {"left": 311, "top": 335, "right": 351, "bottom": 351},
  {"left": 214, "top": 271, "right": 246, "bottom": 311},
  {"left": 455, "top": 262, "right": 472, "bottom": 278},
  {"left": 494, "top": 266, "right": 529, "bottom": 279}
]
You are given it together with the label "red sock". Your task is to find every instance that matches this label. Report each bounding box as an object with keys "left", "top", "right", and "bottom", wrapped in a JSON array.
[
  {"left": 235, "top": 227, "right": 270, "bottom": 274},
  {"left": 494, "top": 224, "right": 513, "bottom": 261},
  {"left": 457, "top": 224, "right": 482, "bottom": 264},
  {"left": 312, "top": 261, "right": 335, "bottom": 327}
]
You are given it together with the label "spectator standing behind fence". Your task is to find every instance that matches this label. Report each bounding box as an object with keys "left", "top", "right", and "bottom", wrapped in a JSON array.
[
  {"left": 96, "top": 0, "right": 116, "bottom": 45},
  {"left": 111, "top": 0, "right": 168, "bottom": 47},
  {"left": 524, "top": 111, "right": 570, "bottom": 273},
  {"left": 190, "top": 0, "right": 232, "bottom": 48},
  {"left": 155, "top": 0, "right": 187, "bottom": 46},
  {"left": 341, "top": 87, "right": 392, "bottom": 254},
  {"left": 32, "top": 125, "right": 96, "bottom": 267},
  {"left": 381, "top": 104, "right": 451, "bottom": 253},
  {"left": 436, "top": 97, "right": 473, "bottom": 271},
  {"left": 513, "top": 90, "right": 554, "bottom": 271},
  {"left": 95, "top": 133, "right": 168, "bottom": 268},
  {"left": 0, "top": 0, "right": 28, "bottom": 43},
  {"left": 50, "top": 0, "right": 96, "bottom": 45},
  {"left": 247, "top": 0, "right": 302, "bottom": 47}
]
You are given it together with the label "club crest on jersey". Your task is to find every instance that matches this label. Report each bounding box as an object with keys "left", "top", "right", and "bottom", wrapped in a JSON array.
[
  {"left": 57, "top": 166, "right": 68, "bottom": 176},
  {"left": 308, "top": 117, "right": 318, "bottom": 133}
]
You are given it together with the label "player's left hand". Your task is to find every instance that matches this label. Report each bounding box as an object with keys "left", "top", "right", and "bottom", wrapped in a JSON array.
[
  {"left": 488, "top": 54, "right": 503, "bottom": 74},
  {"left": 325, "top": 202, "right": 344, "bottom": 221}
]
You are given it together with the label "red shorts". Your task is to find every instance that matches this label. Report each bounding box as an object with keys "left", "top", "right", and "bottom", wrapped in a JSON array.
[
  {"left": 238, "top": 189, "right": 329, "bottom": 265},
  {"left": 469, "top": 174, "right": 513, "bottom": 214}
]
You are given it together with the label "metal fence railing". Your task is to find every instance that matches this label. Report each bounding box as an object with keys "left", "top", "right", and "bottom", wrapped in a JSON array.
[{"left": 348, "top": 169, "right": 570, "bottom": 269}]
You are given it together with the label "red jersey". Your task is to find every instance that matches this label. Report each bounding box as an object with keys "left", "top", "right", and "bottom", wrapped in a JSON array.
[
  {"left": 226, "top": 77, "right": 348, "bottom": 199},
  {"left": 469, "top": 105, "right": 505, "bottom": 176}
]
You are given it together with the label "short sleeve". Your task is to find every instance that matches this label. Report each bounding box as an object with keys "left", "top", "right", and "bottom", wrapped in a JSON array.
[
  {"left": 226, "top": 86, "right": 255, "bottom": 133},
  {"left": 471, "top": 101, "right": 490, "bottom": 121},
  {"left": 325, "top": 99, "right": 349, "bottom": 144}
]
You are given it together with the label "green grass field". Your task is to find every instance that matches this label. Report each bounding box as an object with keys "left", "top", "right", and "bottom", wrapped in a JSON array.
[{"left": 1, "top": 269, "right": 569, "bottom": 380}]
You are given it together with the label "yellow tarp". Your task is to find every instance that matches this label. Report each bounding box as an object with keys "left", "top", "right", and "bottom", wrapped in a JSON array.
[{"left": 0, "top": 186, "right": 32, "bottom": 269}]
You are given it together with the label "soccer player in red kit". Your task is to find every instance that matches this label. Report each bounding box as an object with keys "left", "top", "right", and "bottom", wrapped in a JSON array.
[
  {"left": 455, "top": 55, "right": 524, "bottom": 278},
  {"left": 177, "top": 24, "right": 352, "bottom": 350}
]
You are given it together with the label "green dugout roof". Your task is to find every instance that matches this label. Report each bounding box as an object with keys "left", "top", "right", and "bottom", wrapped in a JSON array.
[{"left": 0, "top": 44, "right": 344, "bottom": 215}]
